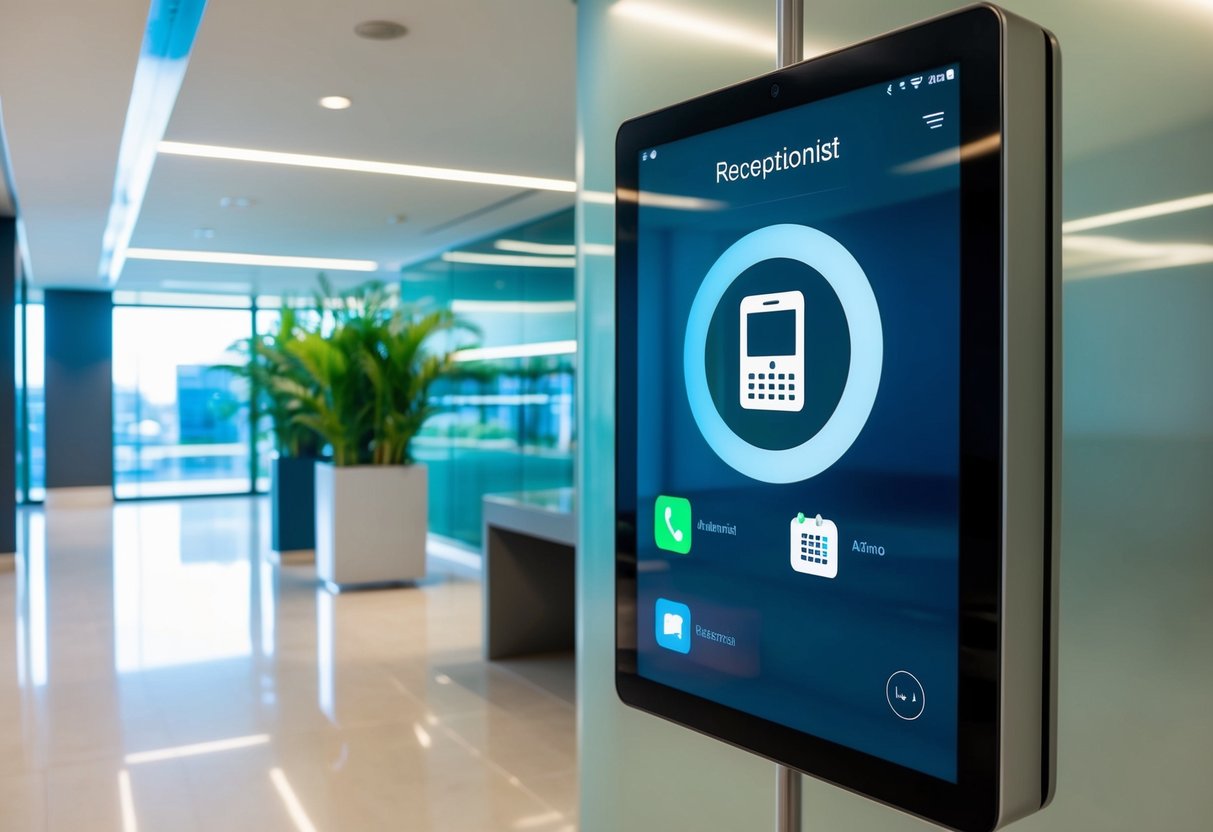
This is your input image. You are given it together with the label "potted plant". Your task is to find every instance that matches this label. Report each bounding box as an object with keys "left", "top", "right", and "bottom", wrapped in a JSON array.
[
  {"left": 220, "top": 305, "right": 325, "bottom": 553},
  {"left": 287, "top": 281, "right": 467, "bottom": 589}
]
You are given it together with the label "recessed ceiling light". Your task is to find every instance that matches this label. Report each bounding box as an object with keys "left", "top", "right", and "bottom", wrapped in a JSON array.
[
  {"left": 126, "top": 247, "right": 378, "bottom": 272},
  {"left": 354, "top": 20, "right": 408, "bottom": 40},
  {"left": 319, "top": 95, "right": 352, "bottom": 110},
  {"left": 218, "top": 196, "right": 255, "bottom": 209},
  {"left": 160, "top": 141, "right": 576, "bottom": 193}
]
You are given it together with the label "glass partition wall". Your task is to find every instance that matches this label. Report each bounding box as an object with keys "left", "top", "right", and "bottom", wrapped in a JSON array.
[{"left": 402, "top": 208, "right": 576, "bottom": 549}]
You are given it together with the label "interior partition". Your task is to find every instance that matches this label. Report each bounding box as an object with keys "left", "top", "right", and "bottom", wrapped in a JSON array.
[
  {"left": 0, "top": 218, "right": 16, "bottom": 551},
  {"left": 44, "top": 289, "right": 114, "bottom": 496},
  {"left": 575, "top": 3, "right": 777, "bottom": 830},
  {"left": 400, "top": 208, "right": 576, "bottom": 549}
]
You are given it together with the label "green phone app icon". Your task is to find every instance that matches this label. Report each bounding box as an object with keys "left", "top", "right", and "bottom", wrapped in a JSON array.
[{"left": 654, "top": 495, "right": 692, "bottom": 554}]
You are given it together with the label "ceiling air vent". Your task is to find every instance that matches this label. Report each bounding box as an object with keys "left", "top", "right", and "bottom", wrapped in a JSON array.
[{"left": 354, "top": 20, "right": 408, "bottom": 41}]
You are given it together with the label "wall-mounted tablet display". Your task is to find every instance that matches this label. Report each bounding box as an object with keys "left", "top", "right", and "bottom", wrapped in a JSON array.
[
  {"left": 615, "top": 6, "right": 1059, "bottom": 831},
  {"left": 642, "top": 57, "right": 964, "bottom": 779}
]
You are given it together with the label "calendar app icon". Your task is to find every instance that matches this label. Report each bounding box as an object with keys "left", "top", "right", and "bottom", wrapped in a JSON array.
[{"left": 790, "top": 513, "right": 838, "bottom": 579}]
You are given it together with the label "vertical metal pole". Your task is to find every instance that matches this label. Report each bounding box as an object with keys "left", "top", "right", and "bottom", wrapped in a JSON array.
[
  {"left": 776, "top": 763, "right": 802, "bottom": 832},
  {"left": 776, "top": 0, "right": 804, "bottom": 68},
  {"left": 775, "top": 3, "right": 804, "bottom": 829}
]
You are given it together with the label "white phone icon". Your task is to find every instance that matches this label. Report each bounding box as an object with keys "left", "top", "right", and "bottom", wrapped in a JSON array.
[
  {"left": 740, "top": 290, "right": 804, "bottom": 412},
  {"left": 664, "top": 506, "right": 684, "bottom": 543}
]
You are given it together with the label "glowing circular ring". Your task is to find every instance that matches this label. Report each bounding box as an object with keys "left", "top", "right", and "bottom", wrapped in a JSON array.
[{"left": 683, "top": 224, "right": 882, "bottom": 483}]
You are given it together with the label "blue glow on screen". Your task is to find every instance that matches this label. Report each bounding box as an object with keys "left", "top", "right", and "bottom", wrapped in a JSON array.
[{"left": 633, "top": 66, "right": 962, "bottom": 781}]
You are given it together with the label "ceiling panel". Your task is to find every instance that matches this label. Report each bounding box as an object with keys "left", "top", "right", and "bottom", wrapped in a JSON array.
[
  {"left": 132, "top": 153, "right": 572, "bottom": 261},
  {"left": 163, "top": 0, "right": 575, "bottom": 175},
  {"left": 123, "top": 0, "right": 576, "bottom": 291},
  {"left": 0, "top": 0, "right": 149, "bottom": 286}
]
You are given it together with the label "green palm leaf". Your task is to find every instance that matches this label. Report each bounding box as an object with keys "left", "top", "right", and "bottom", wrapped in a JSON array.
[{"left": 216, "top": 277, "right": 475, "bottom": 467}]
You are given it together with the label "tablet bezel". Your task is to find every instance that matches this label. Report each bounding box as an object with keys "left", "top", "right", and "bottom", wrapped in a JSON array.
[{"left": 615, "top": 7, "right": 1006, "bottom": 830}]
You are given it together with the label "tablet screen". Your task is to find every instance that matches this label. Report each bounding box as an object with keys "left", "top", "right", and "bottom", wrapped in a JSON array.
[{"left": 632, "top": 64, "right": 963, "bottom": 781}]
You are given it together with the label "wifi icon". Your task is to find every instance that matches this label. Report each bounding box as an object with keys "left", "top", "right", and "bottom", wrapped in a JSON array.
[{"left": 910, "top": 76, "right": 923, "bottom": 89}]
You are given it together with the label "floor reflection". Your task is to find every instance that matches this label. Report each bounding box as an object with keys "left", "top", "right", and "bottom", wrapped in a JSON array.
[
  {"left": 113, "top": 501, "right": 255, "bottom": 672},
  {"left": 0, "top": 496, "right": 578, "bottom": 832},
  {"left": 15, "top": 510, "right": 46, "bottom": 688}
]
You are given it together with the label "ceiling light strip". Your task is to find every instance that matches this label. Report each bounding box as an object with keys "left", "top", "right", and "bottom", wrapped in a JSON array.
[
  {"left": 450, "top": 300, "right": 576, "bottom": 314},
  {"left": 158, "top": 141, "right": 576, "bottom": 193},
  {"left": 126, "top": 247, "right": 377, "bottom": 271},
  {"left": 1062, "top": 233, "right": 1213, "bottom": 281},
  {"left": 453, "top": 340, "right": 577, "bottom": 363},
  {"left": 1062, "top": 192, "right": 1213, "bottom": 234},
  {"left": 160, "top": 279, "right": 253, "bottom": 293},
  {"left": 441, "top": 251, "right": 575, "bottom": 268},
  {"left": 494, "top": 239, "right": 577, "bottom": 256},
  {"left": 580, "top": 190, "right": 615, "bottom": 205},
  {"left": 617, "top": 188, "right": 724, "bottom": 211},
  {"left": 100, "top": 0, "right": 208, "bottom": 287}
]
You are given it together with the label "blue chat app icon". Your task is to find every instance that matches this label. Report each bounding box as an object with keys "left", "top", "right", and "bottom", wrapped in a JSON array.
[{"left": 655, "top": 598, "right": 691, "bottom": 654}]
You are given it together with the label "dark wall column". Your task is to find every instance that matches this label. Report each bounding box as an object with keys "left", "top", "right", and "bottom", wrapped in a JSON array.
[
  {"left": 44, "top": 289, "right": 113, "bottom": 492},
  {"left": 0, "top": 219, "right": 15, "bottom": 553}
]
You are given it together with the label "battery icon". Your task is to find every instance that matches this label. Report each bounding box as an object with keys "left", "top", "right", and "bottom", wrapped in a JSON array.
[{"left": 946, "top": 68, "right": 955, "bottom": 80}]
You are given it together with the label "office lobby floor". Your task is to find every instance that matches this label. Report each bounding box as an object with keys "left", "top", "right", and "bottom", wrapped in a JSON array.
[{"left": 0, "top": 497, "right": 577, "bottom": 832}]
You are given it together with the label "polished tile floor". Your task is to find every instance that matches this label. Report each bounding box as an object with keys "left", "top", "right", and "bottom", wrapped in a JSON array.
[{"left": 0, "top": 497, "right": 577, "bottom": 831}]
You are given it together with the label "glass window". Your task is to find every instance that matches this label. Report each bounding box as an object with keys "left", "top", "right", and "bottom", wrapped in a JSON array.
[
  {"left": 113, "top": 306, "right": 253, "bottom": 498},
  {"left": 14, "top": 301, "right": 46, "bottom": 503}
]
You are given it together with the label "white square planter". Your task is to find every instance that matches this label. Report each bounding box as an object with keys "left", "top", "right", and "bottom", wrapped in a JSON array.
[{"left": 314, "top": 462, "right": 428, "bottom": 590}]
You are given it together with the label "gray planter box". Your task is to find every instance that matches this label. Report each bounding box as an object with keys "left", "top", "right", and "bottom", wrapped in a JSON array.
[{"left": 314, "top": 461, "right": 428, "bottom": 591}]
